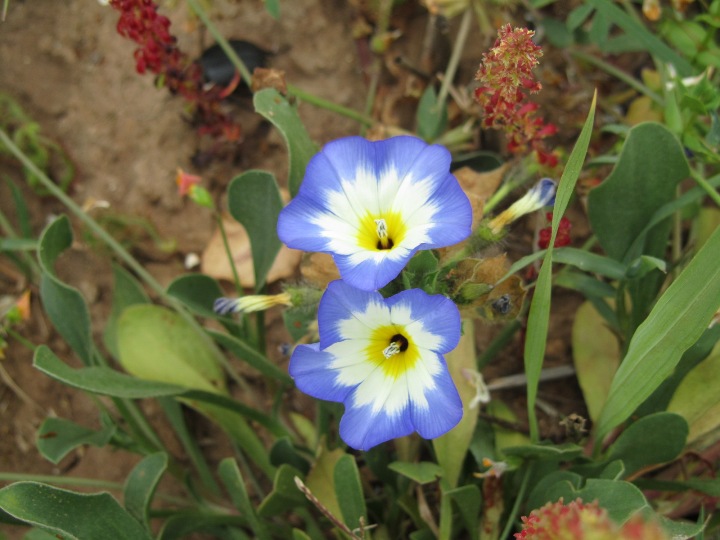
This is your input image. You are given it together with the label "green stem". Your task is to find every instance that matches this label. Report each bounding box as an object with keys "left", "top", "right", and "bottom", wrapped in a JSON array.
[
  {"left": 287, "top": 84, "right": 373, "bottom": 126},
  {"left": 570, "top": 50, "right": 663, "bottom": 105},
  {"left": 483, "top": 173, "right": 529, "bottom": 214},
  {"left": 216, "top": 213, "right": 243, "bottom": 296},
  {"left": 361, "top": 0, "right": 393, "bottom": 132},
  {"left": 5, "top": 327, "right": 37, "bottom": 352},
  {"left": 435, "top": 8, "right": 473, "bottom": 112},
  {"left": 0, "top": 209, "right": 40, "bottom": 278},
  {"left": 185, "top": 0, "right": 252, "bottom": 87},
  {"left": 691, "top": 169, "right": 720, "bottom": 208},
  {"left": 497, "top": 463, "right": 533, "bottom": 540}
]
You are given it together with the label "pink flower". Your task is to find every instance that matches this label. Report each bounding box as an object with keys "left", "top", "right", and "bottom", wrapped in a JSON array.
[{"left": 175, "top": 168, "right": 202, "bottom": 197}]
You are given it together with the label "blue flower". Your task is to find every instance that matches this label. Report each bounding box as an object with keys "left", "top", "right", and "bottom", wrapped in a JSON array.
[
  {"left": 488, "top": 177, "right": 556, "bottom": 234},
  {"left": 289, "top": 280, "right": 463, "bottom": 451},
  {"left": 277, "top": 136, "right": 473, "bottom": 291}
]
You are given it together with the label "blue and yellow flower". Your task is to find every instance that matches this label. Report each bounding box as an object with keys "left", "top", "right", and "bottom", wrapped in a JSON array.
[
  {"left": 277, "top": 136, "right": 472, "bottom": 291},
  {"left": 289, "top": 280, "right": 463, "bottom": 451}
]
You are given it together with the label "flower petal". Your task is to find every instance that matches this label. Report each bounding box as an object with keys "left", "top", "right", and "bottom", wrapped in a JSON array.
[
  {"left": 288, "top": 344, "right": 355, "bottom": 403},
  {"left": 387, "top": 289, "right": 462, "bottom": 353},
  {"left": 409, "top": 351, "right": 463, "bottom": 439},
  {"left": 317, "top": 280, "right": 390, "bottom": 349}
]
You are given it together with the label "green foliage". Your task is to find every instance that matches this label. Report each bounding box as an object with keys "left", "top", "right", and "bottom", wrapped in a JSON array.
[
  {"left": 227, "top": 170, "right": 284, "bottom": 291},
  {"left": 0, "top": 482, "right": 152, "bottom": 540}
]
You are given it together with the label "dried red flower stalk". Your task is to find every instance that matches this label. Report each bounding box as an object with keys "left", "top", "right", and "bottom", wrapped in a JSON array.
[
  {"left": 515, "top": 499, "right": 668, "bottom": 540},
  {"left": 474, "top": 25, "right": 558, "bottom": 167},
  {"left": 538, "top": 212, "right": 571, "bottom": 249},
  {"left": 109, "top": 0, "right": 241, "bottom": 141}
]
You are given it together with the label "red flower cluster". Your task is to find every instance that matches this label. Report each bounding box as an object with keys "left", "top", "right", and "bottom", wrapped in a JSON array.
[
  {"left": 538, "top": 212, "right": 571, "bottom": 249},
  {"left": 109, "top": 0, "right": 241, "bottom": 141},
  {"left": 474, "top": 25, "right": 558, "bottom": 167}
]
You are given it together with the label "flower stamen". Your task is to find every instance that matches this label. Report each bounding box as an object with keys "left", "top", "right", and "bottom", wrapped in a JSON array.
[
  {"left": 374, "top": 218, "right": 394, "bottom": 250},
  {"left": 382, "top": 333, "right": 409, "bottom": 358}
]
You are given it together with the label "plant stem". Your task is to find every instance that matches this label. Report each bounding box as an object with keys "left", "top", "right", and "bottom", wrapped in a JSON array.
[
  {"left": 570, "top": 50, "right": 663, "bottom": 105},
  {"left": 216, "top": 212, "right": 243, "bottom": 296},
  {"left": 497, "top": 463, "right": 533, "bottom": 540},
  {"left": 287, "top": 84, "right": 373, "bottom": 126},
  {"left": 185, "top": 0, "right": 252, "bottom": 87},
  {"left": 691, "top": 169, "right": 720, "bottom": 207},
  {"left": 361, "top": 0, "right": 393, "bottom": 133},
  {"left": 435, "top": 8, "right": 473, "bottom": 113}
]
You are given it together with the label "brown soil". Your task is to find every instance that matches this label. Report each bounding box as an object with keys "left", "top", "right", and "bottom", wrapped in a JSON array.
[{"left": 0, "top": 1, "right": 589, "bottom": 538}]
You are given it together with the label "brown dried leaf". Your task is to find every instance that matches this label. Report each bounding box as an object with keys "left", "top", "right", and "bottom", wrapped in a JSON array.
[
  {"left": 300, "top": 252, "right": 340, "bottom": 289},
  {"left": 200, "top": 213, "right": 301, "bottom": 288},
  {"left": 453, "top": 164, "right": 507, "bottom": 229}
]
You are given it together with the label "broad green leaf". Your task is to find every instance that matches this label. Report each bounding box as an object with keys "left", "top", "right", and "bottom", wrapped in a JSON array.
[
  {"left": 0, "top": 482, "right": 152, "bottom": 540},
  {"left": 668, "top": 339, "right": 720, "bottom": 445},
  {"left": 209, "top": 329, "right": 292, "bottom": 384},
  {"left": 526, "top": 471, "right": 582, "bottom": 512},
  {"left": 218, "top": 458, "right": 270, "bottom": 540},
  {"left": 635, "top": 326, "right": 720, "bottom": 417},
  {"left": 334, "top": 454, "right": 366, "bottom": 531},
  {"left": 292, "top": 530, "right": 312, "bottom": 540},
  {"left": 253, "top": 89, "right": 317, "bottom": 196},
  {"left": 124, "top": 452, "right": 168, "bottom": 528},
  {"left": 525, "top": 92, "right": 596, "bottom": 440},
  {"left": 433, "top": 320, "right": 478, "bottom": 488},
  {"left": 257, "top": 465, "right": 306, "bottom": 517},
  {"left": 588, "top": 123, "right": 690, "bottom": 262},
  {"left": 263, "top": 0, "right": 279, "bottom": 18},
  {"left": 270, "top": 437, "right": 311, "bottom": 473},
  {"left": 37, "top": 216, "right": 92, "bottom": 365},
  {"left": 595, "top": 224, "right": 720, "bottom": 445},
  {"left": 572, "top": 301, "right": 621, "bottom": 421},
  {"left": 36, "top": 417, "right": 115, "bottom": 464},
  {"left": 605, "top": 413, "right": 688, "bottom": 477},
  {"left": 117, "top": 304, "right": 226, "bottom": 394},
  {"left": 158, "top": 513, "right": 248, "bottom": 539},
  {"left": 227, "top": 170, "right": 283, "bottom": 291},
  {"left": 388, "top": 461, "right": 443, "bottom": 485},
  {"left": 166, "top": 274, "right": 224, "bottom": 318},
  {"left": 445, "top": 485, "right": 481, "bottom": 540},
  {"left": 103, "top": 264, "right": 149, "bottom": 359},
  {"left": 33, "top": 345, "right": 287, "bottom": 437},
  {"left": 545, "top": 478, "right": 649, "bottom": 524},
  {"left": 416, "top": 85, "right": 448, "bottom": 142},
  {"left": 305, "top": 444, "right": 344, "bottom": 521}
]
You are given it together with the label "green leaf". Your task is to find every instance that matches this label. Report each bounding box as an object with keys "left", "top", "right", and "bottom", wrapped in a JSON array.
[
  {"left": 103, "top": 264, "right": 149, "bottom": 359},
  {"left": 227, "top": 170, "right": 283, "bottom": 291},
  {"left": 209, "top": 329, "right": 292, "bottom": 384},
  {"left": 625, "top": 255, "right": 667, "bottom": 279},
  {"left": 388, "top": 461, "right": 443, "bottom": 485},
  {"left": 545, "top": 478, "right": 649, "bottom": 524},
  {"left": 0, "top": 482, "right": 152, "bottom": 540},
  {"left": 33, "top": 345, "right": 288, "bottom": 437},
  {"left": 526, "top": 471, "right": 582, "bottom": 512},
  {"left": 257, "top": 465, "right": 306, "bottom": 517},
  {"left": 36, "top": 417, "right": 115, "bottom": 464},
  {"left": 605, "top": 413, "right": 688, "bottom": 477},
  {"left": 668, "top": 338, "right": 720, "bottom": 445},
  {"left": 416, "top": 86, "right": 448, "bottom": 142},
  {"left": 270, "top": 437, "right": 311, "bottom": 473},
  {"left": 167, "top": 274, "right": 224, "bottom": 318},
  {"left": 586, "top": 0, "right": 694, "bottom": 77},
  {"left": 594, "top": 225, "right": 720, "bottom": 445},
  {"left": 433, "top": 320, "right": 478, "bottom": 487},
  {"left": 263, "top": 0, "right": 279, "bottom": 18},
  {"left": 158, "top": 513, "right": 247, "bottom": 539},
  {"left": 124, "top": 452, "right": 168, "bottom": 528},
  {"left": 503, "top": 442, "right": 584, "bottom": 461},
  {"left": 334, "top": 454, "right": 366, "bottom": 531},
  {"left": 116, "top": 304, "right": 226, "bottom": 394},
  {"left": 572, "top": 301, "right": 621, "bottom": 421},
  {"left": 37, "top": 216, "right": 92, "bottom": 365},
  {"left": 588, "top": 123, "right": 690, "bottom": 262},
  {"left": 525, "top": 92, "right": 596, "bottom": 441},
  {"left": 305, "top": 444, "right": 344, "bottom": 521},
  {"left": 218, "top": 458, "right": 270, "bottom": 540},
  {"left": 253, "top": 89, "right": 317, "bottom": 196},
  {"left": 445, "top": 485, "right": 481, "bottom": 540}
]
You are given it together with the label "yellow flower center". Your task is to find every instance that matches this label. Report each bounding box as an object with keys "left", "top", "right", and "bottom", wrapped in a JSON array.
[
  {"left": 365, "top": 325, "right": 419, "bottom": 379},
  {"left": 357, "top": 211, "right": 407, "bottom": 251}
]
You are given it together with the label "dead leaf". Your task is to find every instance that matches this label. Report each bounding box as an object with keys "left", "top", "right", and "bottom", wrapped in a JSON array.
[
  {"left": 200, "top": 213, "right": 301, "bottom": 288},
  {"left": 453, "top": 164, "right": 507, "bottom": 229},
  {"left": 300, "top": 252, "right": 341, "bottom": 289}
]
